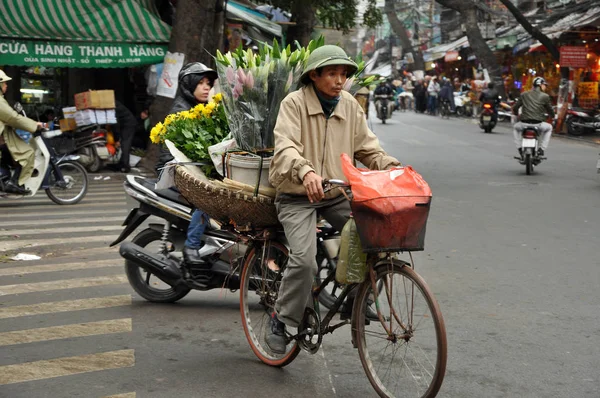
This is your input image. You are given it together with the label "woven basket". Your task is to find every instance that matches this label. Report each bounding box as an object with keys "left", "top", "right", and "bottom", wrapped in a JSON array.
[{"left": 174, "top": 165, "right": 280, "bottom": 229}]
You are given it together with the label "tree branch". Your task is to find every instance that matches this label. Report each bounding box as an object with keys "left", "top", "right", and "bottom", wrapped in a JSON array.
[{"left": 497, "top": 0, "right": 560, "bottom": 60}]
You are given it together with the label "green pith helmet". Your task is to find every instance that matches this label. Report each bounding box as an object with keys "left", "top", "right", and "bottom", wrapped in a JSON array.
[{"left": 300, "top": 45, "right": 358, "bottom": 85}]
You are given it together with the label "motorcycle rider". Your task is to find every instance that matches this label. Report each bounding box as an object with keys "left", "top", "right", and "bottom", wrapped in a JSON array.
[
  {"left": 374, "top": 80, "right": 394, "bottom": 119},
  {"left": 155, "top": 62, "right": 218, "bottom": 266},
  {"left": 512, "top": 77, "right": 554, "bottom": 158},
  {"left": 265, "top": 45, "right": 401, "bottom": 354},
  {"left": 0, "top": 69, "right": 44, "bottom": 195},
  {"left": 479, "top": 82, "right": 500, "bottom": 123}
]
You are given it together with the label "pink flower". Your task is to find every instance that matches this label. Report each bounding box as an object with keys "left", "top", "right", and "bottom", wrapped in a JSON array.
[
  {"left": 237, "top": 68, "right": 247, "bottom": 85},
  {"left": 343, "top": 77, "right": 355, "bottom": 92},
  {"left": 245, "top": 71, "right": 255, "bottom": 89},
  {"left": 225, "top": 66, "right": 235, "bottom": 85},
  {"left": 233, "top": 82, "right": 244, "bottom": 99}
]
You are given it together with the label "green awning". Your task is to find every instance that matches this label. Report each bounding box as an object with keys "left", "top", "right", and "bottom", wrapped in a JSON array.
[{"left": 0, "top": 0, "right": 170, "bottom": 67}]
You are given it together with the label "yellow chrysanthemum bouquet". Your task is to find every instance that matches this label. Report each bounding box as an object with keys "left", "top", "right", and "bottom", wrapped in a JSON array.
[{"left": 150, "top": 93, "right": 229, "bottom": 171}]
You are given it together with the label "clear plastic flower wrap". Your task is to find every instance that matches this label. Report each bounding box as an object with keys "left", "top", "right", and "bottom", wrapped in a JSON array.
[{"left": 215, "top": 39, "right": 317, "bottom": 152}]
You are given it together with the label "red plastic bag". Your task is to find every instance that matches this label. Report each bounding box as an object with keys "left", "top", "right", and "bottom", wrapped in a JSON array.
[{"left": 340, "top": 153, "right": 432, "bottom": 251}]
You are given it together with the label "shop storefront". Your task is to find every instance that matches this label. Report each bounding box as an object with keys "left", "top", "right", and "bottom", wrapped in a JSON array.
[{"left": 0, "top": 0, "right": 169, "bottom": 117}]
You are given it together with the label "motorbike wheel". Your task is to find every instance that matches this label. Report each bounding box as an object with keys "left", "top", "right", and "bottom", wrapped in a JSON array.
[
  {"left": 566, "top": 117, "right": 586, "bottom": 136},
  {"left": 80, "top": 146, "right": 102, "bottom": 173},
  {"left": 45, "top": 161, "right": 89, "bottom": 205},
  {"left": 525, "top": 153, "right": 533, "bottom": 175},
  {"left": 456, "top": 107, "right": 465, "bottom": 117},
  {"left": 125, "top": 228, "right": 191, "bottom": 303}
]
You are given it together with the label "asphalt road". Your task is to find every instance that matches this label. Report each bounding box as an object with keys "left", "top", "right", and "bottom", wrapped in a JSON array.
[{"left": 0, "top": 109, "right": 599, "bottom": 398}]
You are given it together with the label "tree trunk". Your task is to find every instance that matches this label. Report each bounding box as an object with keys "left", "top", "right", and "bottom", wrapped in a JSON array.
[
  {"left": 286, "top": 2, "right": 316, "bottom": 47},
  {"left": 461, "top": 7, "right": 506, "bottom": 98},
  {"left": 142, "top": 0, "right": 226, "bottom": 173},
  {"left": 497, "top": 0, "right": 570, "bottom": 133},
  {"left": 384, "top": 0, "right": 425, "bottom": 71}
]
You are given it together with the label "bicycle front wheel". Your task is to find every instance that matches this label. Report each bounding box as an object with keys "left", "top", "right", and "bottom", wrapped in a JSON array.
[
  {"left": 239, "top": 241, "right": 300, "bottom": 367},
  {"left": 353, "top": 259, "right": 447, "bottom": 398}
]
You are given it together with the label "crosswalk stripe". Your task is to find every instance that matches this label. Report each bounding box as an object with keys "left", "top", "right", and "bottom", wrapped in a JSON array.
[
  {"left": 0, "top": 209, "right": 128, "bottom": 219},
  {"left": 0, "top": 275, "right": 127, "bottom": 296},
  {"left": 102, "top": 393, "right": 136, "bottom": 398},
  {"left": 1, "top": 216, "right": 126, "bottom": 228},
  {"left": 61, "top": 246, "right": 121, "bottom": 258},
  {"left": 0, "top": 349, "right": 135, "bottom": 385},
  {"left": 0, "top": 234, "right": 119, "bottom": 252},
  {"left": 0, "top": 225, "right": 124, "bottom": 237},
  {"left": 0, "top": 295, "right": 131, "bottom": 319},
  {"left": 0, "top": 318, "right": 132, "bottom": 346},
  {"left": 0, "top": 259, "right": 120, "bottom": 276},
  {"left": 0, "top": 202, "right": 126, "bottom": 211}
]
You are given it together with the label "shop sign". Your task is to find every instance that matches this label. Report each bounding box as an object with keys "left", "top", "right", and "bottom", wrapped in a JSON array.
[
  {"left": 559, "top": 46, "right": 588, "bottom": 68},
  {"left": 0, "top": 40, "right": 167, "bottom": 68},
  {"left": 578, "top": 82, "right": 598, "bottom": 100},
  {"left": 444, "top": 51, "right": 459, "bottom": 62}
]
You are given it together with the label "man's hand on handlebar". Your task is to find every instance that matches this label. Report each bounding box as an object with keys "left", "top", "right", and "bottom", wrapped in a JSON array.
[{"left": 303, "top": 171, "right": 324, "bottom": 203}]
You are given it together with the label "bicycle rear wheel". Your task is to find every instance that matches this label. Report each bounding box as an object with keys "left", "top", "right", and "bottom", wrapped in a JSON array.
[
  {"left": 240, "top": 241, "right": 300, "bottom": 367},
  {"left": 353, "top": 259, "right": 447, "bottom": 398}
]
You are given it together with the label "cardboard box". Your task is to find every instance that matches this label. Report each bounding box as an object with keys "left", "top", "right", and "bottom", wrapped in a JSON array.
[
  {"left": 95, "top": 110, "right": 107, "bottom": 125},
  {"left": 75, "top": 109, "right": 97, "bottom": 126},
  {"left": 74, "top": 90, "right": 115, "bottom": 110},
  {"left": 105, "top": 109, "right": 117, "bottom": 124},
  {"left": 94, "top": 109, "right": 117, "bottom": 125},
  {"left": 62, "top": 106, "right": 77, "bottom": 119},
  {"left": 59, "top": 118, "right": 77, "bottom": 131}
]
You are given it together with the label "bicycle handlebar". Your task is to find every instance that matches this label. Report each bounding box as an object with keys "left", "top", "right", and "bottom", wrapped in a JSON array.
[{"left": 322, "top": 179, "right": 350, "bottom": 193}]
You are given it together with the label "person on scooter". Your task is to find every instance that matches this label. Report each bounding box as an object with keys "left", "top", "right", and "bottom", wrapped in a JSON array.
[
  {"left": 512, "top": 77, "right": 554, "bottom": 159},
  {"left": 374, "top": 80, "right": 394, "bottom": 119},
  {"left": 154, "top": 62, "right": 218, "bottom": 266},
  {"left": 0, "top": 69, "right": 44, "bottom": 195},
  {"left": 265, "top": 45, "right": 401, "bottom": 354},
  {"left": 479, "top": 82, "right": 500, "bottom": 123}
]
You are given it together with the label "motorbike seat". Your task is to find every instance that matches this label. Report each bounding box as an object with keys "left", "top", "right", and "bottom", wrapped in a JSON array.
[{"left": 137, "top": 176, "right": 191, "bottom": 207}]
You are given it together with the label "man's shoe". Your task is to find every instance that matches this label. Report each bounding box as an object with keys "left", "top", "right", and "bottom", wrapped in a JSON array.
[
  {"left": 182, "top": 246, "right": 203, "bottom": 265},
  {"left": 537, "top": 148, "right": 545, "bottom": 157},
  {"left": 3, "top": 181, "right": 30, "bottom": 195},
  {"left": 265, "top": 312, "right": 287, "bottom": 354}
]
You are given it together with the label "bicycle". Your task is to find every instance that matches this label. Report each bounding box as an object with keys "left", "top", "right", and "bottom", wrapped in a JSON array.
[
  {"left": 439, "top": 100, "right": 452, "bottom": 119},
  {"left": 239, "top": 179, "right": 447, "bottom": 398}
]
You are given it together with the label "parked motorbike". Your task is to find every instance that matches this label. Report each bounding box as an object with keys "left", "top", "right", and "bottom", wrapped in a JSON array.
[
  {"left": 375, "top": 95, "right": 393, "bottom": 124},
  {"left": 454, "top": 92, "right": 472, "bottom": 117},
  {"left": 514, "top": 124, "right": 545, "bottom": 175},
  {"left": 479, "top": 101, "right": 497, "bottom": 133},
  {"left": 111, "top": 174, "right": 343, "bottom": 305},
  {"left": 566, "top": 106, "right": 600, "bottom": 136},
  {"left": 0, "top": 103, "right": 89, "bottom": 204}
]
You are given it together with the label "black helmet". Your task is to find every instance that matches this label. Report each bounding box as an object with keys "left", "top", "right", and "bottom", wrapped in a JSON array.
[
  {"left": 178, "top": 62, "right": 218, "bottom": 83},
  {"left": 176, "top": 62, "right": 218, "bottom": 105},
  {"left": 533, "top": 77, "right": 547, "bottom": 87}
]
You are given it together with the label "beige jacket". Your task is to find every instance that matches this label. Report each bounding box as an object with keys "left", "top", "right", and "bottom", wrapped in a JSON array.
[
  {"left": 269, "top": 84, "right": 400, "bottom": 197},
  {"left": 0, "top": 93, "right": 38, "bottom": 185}
]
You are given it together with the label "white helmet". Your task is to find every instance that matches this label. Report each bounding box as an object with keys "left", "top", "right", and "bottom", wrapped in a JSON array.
[
  {"left": 0, "top": 69, "right": 12, "bottom": 83},
  {"left": 532, "top": 77, "right": 547, "bottom": 87}
]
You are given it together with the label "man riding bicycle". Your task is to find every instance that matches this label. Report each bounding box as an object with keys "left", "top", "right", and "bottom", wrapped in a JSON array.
[
  {"left": 512, "top": 77, "right": 554, "bottom": 158},
  {"left": 266, "top": 45, "right": 401, "bottom": 354}
]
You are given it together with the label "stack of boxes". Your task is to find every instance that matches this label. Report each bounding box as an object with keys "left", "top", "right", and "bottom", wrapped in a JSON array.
[{"left": 66, "top": 90, "right": 117, "bottom": 129}]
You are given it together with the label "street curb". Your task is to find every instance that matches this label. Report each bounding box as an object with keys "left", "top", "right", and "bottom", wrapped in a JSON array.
[{"left": 552, "top": 134, "right": 600, "bottom": 147}]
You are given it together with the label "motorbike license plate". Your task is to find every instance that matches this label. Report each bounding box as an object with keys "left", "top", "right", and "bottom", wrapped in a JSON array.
[
  {"left": 483, "top": 116, "right": 492, "bottom": 122},
  {"left": 522, "top": 139, "right": 536, "bottom": 148}
]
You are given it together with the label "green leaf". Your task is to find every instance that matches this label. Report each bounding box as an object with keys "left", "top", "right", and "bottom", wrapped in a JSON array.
[{"left": 272, "top": 39, "right": 281, "bottom": 59}]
